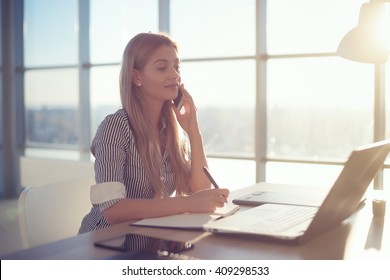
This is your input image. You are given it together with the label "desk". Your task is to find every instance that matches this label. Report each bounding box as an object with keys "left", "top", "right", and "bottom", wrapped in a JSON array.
[{"left": 2, "top": 184, "right": 389, "bottom": 260}]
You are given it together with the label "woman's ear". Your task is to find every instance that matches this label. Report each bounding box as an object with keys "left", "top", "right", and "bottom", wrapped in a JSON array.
[{"left": 132, "top": 70, "right": 142, "bottom": 87}]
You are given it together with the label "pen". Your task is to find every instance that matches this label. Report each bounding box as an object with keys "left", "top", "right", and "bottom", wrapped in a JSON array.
[{"left": 202, "top": 166, "right": 220, "bottom": 189}]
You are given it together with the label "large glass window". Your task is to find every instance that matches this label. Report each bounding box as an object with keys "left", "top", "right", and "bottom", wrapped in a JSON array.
[
  {"left": 24, "top": 0, "right": 79, "bottom": 149},
  {"left": 89, "top": 0, "right": 158, "bottom": 141},
  {"left": 266, "top": 162, "right": 342, "bottom": 188},
  {"left": 24, "top": 69, "right": 79, "bottom": 146},
  {"left": 267, "top": 57, "right": 374, "bottom": 159},
  {"left": 170, "top": 0, "right": 257, "bottom": 188},
  {"left": 181, "top": 60, "right": 256, "bottom": 157},
  {"left": 267, "top": 0, "right": 367, "bottom": 54},
  {"left": 19, "top": 0, "right": 389, "bottom": 191},
  {"left": 90, "top": 66, "right": 121, "bottom": 135},
  {"left": 208, "top": 158, "right": 256, "bottom": 190},
  {"left": 90, "top": 0, "right": 158, "bottom": 64},
  {"left": 24, "top": 0, "right": 78, "bottom": 67},
  {"left": 170, "top": 0, "right": 255, "bottom": 58},
  {"left": 264, "top": 0, "right": 384, "bottom": 186}
]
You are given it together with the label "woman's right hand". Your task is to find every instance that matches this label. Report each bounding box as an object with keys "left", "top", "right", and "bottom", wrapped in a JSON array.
[{"left": 186, "top": 188, "right": 230, "bottom": 213}]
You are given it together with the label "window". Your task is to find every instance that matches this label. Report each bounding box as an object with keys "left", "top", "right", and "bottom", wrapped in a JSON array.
[
  {"left": 265, "top": 0, "right": 384, "bottom": 187},
  {"left": 267, "top": 57, "right": 374, "bottom": 160},
  {"left": 89, "top": 0, "right": 158, "bottom": 136},
  {"left": 24, "top": 0, "right": 79, "bottom": 148},
  {"left": 90, "top": 0, "right": 158, "bottom": 64},
  {"left": 170, "top": 0, "right": 255, "bottom": 58},
  {"left": 90, "top": 66, "right": 121, "bottom": 135},
  {"left": 23, "top": 0, "right": 159, "bottom": 154},
  {"left": 181, "top": 60, "right": 256, "bottom": 157},
  {"left": 24, "top": 69, "right": 79, "bottom": 145},
  {"left": 267, "top": 0, "right": 364, "bottom": 55},
  {"left": 170, "top": 0, "right": 256, "bottom": 189},
  {"left": 19, "top": 0, "right": 389, "bottom": 191},
  {"left": 24, "top": 0, "right": 78, "bottom": 67}
]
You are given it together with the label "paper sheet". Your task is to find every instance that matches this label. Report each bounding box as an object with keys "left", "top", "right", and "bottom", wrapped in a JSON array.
[{"left": 132, "top": 204, "right": 239, "bottom": 229}]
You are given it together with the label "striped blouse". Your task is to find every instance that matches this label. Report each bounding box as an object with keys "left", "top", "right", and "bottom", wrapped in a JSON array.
[{"left": 78, "top": 109, "right": 180, "bottom": 236}]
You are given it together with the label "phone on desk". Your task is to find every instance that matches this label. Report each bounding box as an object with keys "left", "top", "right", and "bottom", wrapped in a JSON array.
[
  {"left": 173, "top": 89, "right": 184, "bottom": 111},
  {"left": 94, "top": 233, "right": 195, "bottom": 260}
]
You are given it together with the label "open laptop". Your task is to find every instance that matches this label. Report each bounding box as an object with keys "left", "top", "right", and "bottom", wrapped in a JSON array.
[{"left": 204, "top": 139, "right": 390, "bottom": 244}]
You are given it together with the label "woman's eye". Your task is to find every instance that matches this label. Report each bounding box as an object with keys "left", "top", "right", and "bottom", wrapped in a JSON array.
[{"left": 157, "top": 67, "right": 167, "bottom": 71}]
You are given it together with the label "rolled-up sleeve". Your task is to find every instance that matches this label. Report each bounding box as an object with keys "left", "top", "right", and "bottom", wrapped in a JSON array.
[
  {"left": 90, "top": 112, "right": 130, "bottom": 212},
  {"left": 90, "top": 181, "right": 126, "bottom": 212}
]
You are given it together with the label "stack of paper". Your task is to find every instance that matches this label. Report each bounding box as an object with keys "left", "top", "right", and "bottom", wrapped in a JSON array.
[{"left": 132, "top": 204, "right": 240, "bottom": 229}]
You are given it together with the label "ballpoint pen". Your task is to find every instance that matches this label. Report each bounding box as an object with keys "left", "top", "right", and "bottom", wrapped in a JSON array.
[{"left": 202, "top": 166, "right": 220, "bottom": 189}]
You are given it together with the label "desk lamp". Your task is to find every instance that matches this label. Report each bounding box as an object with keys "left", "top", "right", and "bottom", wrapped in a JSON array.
[
  {"left": 337, "top": 0, "right": 389, "bottom": 216},
  {"left": 337, "top": 0, "right": 389, "bottom": 63}
]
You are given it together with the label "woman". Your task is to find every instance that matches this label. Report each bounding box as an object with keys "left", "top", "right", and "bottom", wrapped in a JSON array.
[{"left": 79, "top": 32, "right": 229, "bottom": 234}]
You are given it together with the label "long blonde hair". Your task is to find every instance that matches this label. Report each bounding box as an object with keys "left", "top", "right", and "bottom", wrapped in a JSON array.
[{"left": 119, "top": 32, "right": 190, "bottom": 197}]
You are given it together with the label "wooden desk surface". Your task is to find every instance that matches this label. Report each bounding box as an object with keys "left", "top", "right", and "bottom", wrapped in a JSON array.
[{"left": 2, "top": 184, "right": 389, "bottom": 260}]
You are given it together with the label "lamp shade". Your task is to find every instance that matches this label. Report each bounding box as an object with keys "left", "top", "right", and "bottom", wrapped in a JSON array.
[{"left": 337, "top": 1, "right": 389, "bottom": 63}]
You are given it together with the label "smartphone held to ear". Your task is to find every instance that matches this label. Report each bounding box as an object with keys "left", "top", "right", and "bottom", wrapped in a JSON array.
[{"left": 173, "top": 90, "right": 184, "bottom": 111}]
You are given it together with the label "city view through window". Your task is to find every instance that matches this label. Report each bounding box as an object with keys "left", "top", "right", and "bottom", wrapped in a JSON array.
[{"left": 22, "top": 0, "right": 389, "bottom": 189}]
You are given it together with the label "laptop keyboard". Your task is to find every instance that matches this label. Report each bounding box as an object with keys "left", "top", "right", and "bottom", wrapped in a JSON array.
[{"left": 252, "top": 206, "right": 317, "bottom": 233}]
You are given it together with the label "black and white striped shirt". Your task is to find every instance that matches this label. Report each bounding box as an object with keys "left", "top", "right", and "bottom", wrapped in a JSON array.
[{"left": 78, "top": 109, "right": 179, "bottom": 234}]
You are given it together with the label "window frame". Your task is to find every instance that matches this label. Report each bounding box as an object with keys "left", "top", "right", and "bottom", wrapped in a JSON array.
[{"left": 8, "top": 0, "right": 388, "bottom": 199}]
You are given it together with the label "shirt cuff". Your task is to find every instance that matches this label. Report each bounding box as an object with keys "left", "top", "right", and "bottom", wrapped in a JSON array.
[{"left": 90, "top": 181, "right": 126, "bottom": 212}]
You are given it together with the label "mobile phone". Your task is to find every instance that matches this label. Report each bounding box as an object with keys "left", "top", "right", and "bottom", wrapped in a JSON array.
[
  {"left": 94, "top": 233, "right": 194, "bottom": 259},
  {"left": 173, "top": 89, "right": 184, "bottom": 110}
]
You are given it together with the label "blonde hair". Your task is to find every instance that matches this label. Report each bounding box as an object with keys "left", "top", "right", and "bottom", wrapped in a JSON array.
[{"left": 119, "top": 32, "right": 190, "bottom": 197}]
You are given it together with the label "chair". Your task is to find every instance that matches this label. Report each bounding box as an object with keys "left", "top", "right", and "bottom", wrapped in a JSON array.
[{"left": 18, "top": 177, "right": 95, "bottom": 249}]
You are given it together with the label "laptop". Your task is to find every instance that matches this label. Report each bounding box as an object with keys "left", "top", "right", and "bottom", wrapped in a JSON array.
[{"left": 204, "top": 139, "right": 390, "bottom": 244}]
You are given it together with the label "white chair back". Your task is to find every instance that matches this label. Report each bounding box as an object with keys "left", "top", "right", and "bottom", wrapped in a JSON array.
[{"left": 18, "top": 177, "right": 95, "bottom": 249}]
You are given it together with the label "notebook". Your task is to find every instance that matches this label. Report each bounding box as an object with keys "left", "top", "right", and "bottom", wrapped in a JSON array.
[
  {"left": 204, "top": 139, "right": 390, "bottom": 244},
  {"left": 132, "top": 204, "right": 239, "bottom": 229}
]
